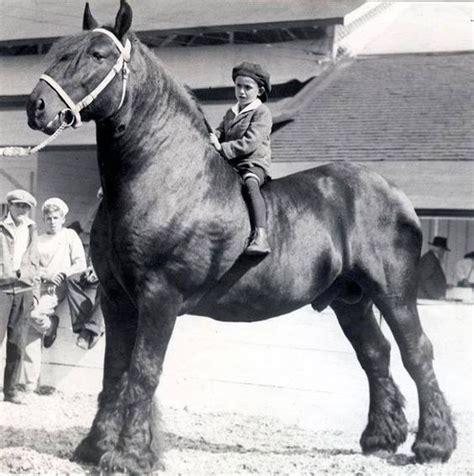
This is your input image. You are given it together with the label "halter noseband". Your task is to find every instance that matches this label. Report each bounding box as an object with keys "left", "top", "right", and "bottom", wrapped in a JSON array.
[{"left": 39, "top": 28, "right": 131, "bottom": 129}]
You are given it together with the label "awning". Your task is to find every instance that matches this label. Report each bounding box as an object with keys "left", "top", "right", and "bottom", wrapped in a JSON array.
[
  {"left": 0, "top": 0, "right": 364, "bottom": 43},
  {"left": 0, "top": 40, "right": 325, "bottom": 96}
]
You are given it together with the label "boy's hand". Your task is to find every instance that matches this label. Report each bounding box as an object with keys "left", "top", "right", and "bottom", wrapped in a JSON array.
[
  {"left": 209, "top": 133, "right": 222, "bottom": 151},
  {"left": 51, "top": 272, "right": 66, "bottom": 286}
]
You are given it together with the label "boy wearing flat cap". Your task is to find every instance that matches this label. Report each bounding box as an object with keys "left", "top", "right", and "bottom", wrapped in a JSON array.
[
  {"left": 0, "top": 189, "right": 40, "bottom": 404},
  {"left": 210, "top": 61, "right": 273, "bottom": 255}
]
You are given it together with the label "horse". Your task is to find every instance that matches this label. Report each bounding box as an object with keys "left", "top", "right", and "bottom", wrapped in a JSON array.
[{"left": 26, "top": 1, "right": 456, "bottom": 473}]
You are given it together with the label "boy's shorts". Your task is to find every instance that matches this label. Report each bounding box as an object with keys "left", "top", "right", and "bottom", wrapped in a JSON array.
[{"left": 238, "top": 165, "right": 267, "bottom": 186}]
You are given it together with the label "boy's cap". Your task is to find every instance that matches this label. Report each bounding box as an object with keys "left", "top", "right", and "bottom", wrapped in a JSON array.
[
  {"left": 6, "top": 189, "right": 37, "bottom": 207},
  {"left": 42, "top": 197, "right": 69, "bottom": 216},
  {"left": 232, "top": 62, "right": 271, "bottom": 102}
]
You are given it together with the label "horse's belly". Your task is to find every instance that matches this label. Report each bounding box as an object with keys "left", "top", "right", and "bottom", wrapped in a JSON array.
[{"left": 188, "top": 264, "right": 330, "bottom": 322}]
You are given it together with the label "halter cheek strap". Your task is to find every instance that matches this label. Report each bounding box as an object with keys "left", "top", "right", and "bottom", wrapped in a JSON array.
[{"left": 39, "top": 28, "right": 131, "bottom": 129}]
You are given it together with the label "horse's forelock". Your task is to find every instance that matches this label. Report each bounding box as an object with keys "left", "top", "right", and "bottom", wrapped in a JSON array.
[
  {"left": 46, "top": 32, "right": 90, "bottom": 64},
  {"left": 47, "top": 27, "right": 136, "bottom": 65}
]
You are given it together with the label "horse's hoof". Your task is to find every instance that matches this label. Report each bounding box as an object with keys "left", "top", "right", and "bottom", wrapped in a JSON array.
[
  {"left": 100, "top": 449, "right": 161, "bottom": 476},
  {"left": 367, "top": 449, "right": 394, "bottom": 459},
  {"left": 412, "top": 440, "right": 453, "bottom": 464},
  {"left": 73, "top": 436, "right": 103, "bottom": 465}
]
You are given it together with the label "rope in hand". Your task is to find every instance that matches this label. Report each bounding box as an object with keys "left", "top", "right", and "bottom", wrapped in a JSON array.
[{"left": 0, "top": 119, "right": 69, "bottom": 157}]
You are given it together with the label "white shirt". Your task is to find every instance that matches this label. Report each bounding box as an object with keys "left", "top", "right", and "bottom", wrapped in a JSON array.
[
  {"left": 4, "top": 212, "right": 35, "bottom": 270},
  {"left": 38, "top": 228, "right": 87, "bottom": 281},
  {"left": 455, "top": 258, "right": 474, "bottom": 285},
  {"left": 231, "top": 98, "right": 262, "bottom": 117}
]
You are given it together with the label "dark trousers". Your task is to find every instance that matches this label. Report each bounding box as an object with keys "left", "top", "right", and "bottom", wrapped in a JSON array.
[
  {"left": 66, "top": 273, "right": 104, "bottom": 336},
  {"left": 0, "top": 290, "right": 33, "bottom": 397}
]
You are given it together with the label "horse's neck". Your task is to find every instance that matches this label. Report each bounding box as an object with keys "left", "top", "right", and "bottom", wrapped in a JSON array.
[{"left": 96, "top": 43, "right": 239, "bottom": 206}]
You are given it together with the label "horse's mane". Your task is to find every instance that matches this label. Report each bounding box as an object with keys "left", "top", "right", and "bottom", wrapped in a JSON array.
[{"left": 132, "top": 37, "right": 210, "bottom": 136}]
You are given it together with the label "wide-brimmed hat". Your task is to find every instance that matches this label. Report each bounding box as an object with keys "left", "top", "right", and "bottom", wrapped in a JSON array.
[
  {"left": 6, "top": 189, "right": 37, "bottom": 207},
  {"left": 232, "top": 62, "right": 271, "bottom": 102},
  {"left": 429, "top": 236, "right": 450, "bottom": 251},
  {"left": 42, "top": 197, "right": 69, "bottom": 216}
]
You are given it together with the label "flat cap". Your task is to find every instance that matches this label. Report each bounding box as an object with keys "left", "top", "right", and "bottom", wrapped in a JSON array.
[
  {"left": 42, "top": 197, "right": 69, "bottom": 216},
  {"left": 6, "top": 189, "right": 37, "bottom": 207},
  {"left": 232, "top": 62, "right": 271, "bottom": 102}
]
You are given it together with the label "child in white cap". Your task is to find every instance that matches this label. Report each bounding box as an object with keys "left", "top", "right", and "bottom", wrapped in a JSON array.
[
  {"left": 22, "top": 197, "right": 87, "bottom": 392},
  {"left": 210, "top": 62, "right": 273, "bottom": 255}
]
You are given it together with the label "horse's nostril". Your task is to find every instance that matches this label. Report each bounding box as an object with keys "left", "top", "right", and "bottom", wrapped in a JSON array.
[{"left": 36, "top": 98, "right": 45, "bottom": 111}]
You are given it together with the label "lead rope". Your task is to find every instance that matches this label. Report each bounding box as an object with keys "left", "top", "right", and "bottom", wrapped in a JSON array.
[{"left": 0, "top": 119, "right": 69, "bottom": 157}]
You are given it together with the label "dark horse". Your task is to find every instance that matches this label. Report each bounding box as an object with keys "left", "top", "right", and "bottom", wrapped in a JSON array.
[{"left": 27, "top": 2, "right": 456, "bottom": 473}]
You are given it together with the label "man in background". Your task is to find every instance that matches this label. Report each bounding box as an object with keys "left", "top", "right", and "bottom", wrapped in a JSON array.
[
  {"left": 0, "top": 190, "right": 39, "bottom": 404},
  {"left": 418, "top": 236, "right": 449, "bottom": 300}
]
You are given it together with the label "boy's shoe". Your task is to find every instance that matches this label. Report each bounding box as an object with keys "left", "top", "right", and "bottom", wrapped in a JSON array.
[
  {"left": 43, "top": 314, "right": 59, "bottom": 348},
  {"left": 4, "top": 393, "right": 25, "bottom": 405},
  {"left": 245, "top": 227, "right": 271, "bottom": 256},
  {"left": 76, "top": 329, "right": 102, "bottom": 350}
]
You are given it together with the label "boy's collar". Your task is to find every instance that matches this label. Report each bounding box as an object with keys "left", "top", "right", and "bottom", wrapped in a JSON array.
[
  {"left": 232, "top": 98, "right": 262, "bottom": 116},
  {"left": 4, "top": 212, "right": 35, "bottom": 227}
]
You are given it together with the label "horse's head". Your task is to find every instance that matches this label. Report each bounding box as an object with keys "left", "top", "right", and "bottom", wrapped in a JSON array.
[{"left": 27, "top": 1, "right": 133, "bottom": 134}]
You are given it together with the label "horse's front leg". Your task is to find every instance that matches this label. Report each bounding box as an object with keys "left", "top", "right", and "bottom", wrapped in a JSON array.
[
  {"left": 74, "top": 290, "right": 138, "bottom": 465},
  {"left": 99, "top": 282, "right": 179, "bottom": 474}
]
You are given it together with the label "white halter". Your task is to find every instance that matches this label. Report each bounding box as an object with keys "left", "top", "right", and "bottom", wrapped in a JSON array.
[{"left": 40, "top": 28, "right": 131, "bottom": 128}]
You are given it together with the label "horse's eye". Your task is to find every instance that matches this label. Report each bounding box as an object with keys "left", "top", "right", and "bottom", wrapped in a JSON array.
[{"left": 92, "top": 51, "right": 104, "bottom": 60}]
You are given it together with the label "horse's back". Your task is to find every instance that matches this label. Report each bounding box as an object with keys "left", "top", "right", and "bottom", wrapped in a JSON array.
[{"left": 265, "top": 161, "right": 422, "bottom": 275}]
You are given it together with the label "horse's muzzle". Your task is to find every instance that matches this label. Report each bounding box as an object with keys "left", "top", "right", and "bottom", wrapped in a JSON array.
[{"left": 27, "top": 83, "right": 69, "bottom": 134}]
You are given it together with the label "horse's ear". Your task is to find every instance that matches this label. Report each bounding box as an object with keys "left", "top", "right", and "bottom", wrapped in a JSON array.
[
  {"left": 113, "top": 0, "right": 133, "bottom": 40},
  {"left": 83, "top": 2, "right": 99, "bottom": 30}
]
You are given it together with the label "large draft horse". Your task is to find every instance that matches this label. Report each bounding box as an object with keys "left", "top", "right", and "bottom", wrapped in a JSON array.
[{"left": 26, "top": 2, "right": 456, "bottom": 473}]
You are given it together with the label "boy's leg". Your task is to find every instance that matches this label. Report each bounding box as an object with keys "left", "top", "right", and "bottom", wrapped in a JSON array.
[
  {"left": 241, "top": 167, "right": 270, "bottom": 255},
  {"left": 83, "top": 285, "right": 104, "bottom": 337},
  {"left": 3, "top": 291, "right": 33, "bottom": 402},
  {"left": 22, "top": 325, "right": 43, "bottom": 392},
  {"left": 66, "top": 273, "right": 94, "bottom": 334}
]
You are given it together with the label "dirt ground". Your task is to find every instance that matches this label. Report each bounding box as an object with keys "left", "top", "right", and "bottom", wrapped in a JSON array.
[
  {"left": 0, "top": 388, "right": 472, "bottom": 475},
  {"left": 1, "top": 304, "right": 472, "bottom": 475}
]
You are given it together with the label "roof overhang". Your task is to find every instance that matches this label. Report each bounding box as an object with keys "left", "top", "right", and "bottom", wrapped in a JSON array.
[{"left": 0, "top": 0, "right": 366, "bottom": 45}]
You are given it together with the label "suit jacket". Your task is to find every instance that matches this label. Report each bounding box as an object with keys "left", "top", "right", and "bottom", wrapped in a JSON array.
[
  {"left": 215, "top": 99, "right": 272, "bottom": 174},
  {"left": 418, "top": 250, "right": 447, "bottom": 299},
  {"left": 0, "top": 214, "right": 40, "bottom": 297}
]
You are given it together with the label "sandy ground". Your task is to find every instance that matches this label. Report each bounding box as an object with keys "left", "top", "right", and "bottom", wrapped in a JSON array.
[
  {"left": 1, "top": 304, "right": 473, "bottom": 475},
  {"left": 0, "top": 390, "right": 473, "bottom": 475}
]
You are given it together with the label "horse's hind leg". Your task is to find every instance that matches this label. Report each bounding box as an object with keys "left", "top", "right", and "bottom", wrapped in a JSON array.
[
  {"left": 374, "top": 295, "right": 456, "bottom": 463},
  {"left": 330, "top": 296, "right": 408, "bottom": 455},
  {"left": 73, "top": 290, "right": 138, "bottom": 465}
]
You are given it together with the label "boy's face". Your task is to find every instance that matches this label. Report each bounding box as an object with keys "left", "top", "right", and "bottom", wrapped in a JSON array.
[
  {"left": 43, "top": 210, "right": 65, "bottom": 234},
  {"left": 9, "top": 202, "right": 31, "bottom": 223},
  {"left": 234, "top": 75, "right": 263, "bottom": 107}
]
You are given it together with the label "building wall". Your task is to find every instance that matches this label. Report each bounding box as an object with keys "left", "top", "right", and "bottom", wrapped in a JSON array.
[
  {"left": 0, "top": 154, "right": 37, "bottom": 215},
  {"left": 35, "top": 147, "right": 100, "bottom": 235}
]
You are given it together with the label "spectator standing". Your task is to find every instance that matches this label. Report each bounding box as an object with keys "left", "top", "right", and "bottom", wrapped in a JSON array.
[
  {"left": 0, "top": 190, "right": 39, "bottom": 404},
  {"left": 455, "top": 251, "right": 474, "bottom": 287},
  {"left": 66, "top": 187, "right": 104, "bottom": 350},
  {"left": 22, "top": 198, "right": 87, "bottom": 392},
  {"left": 418, "top": 236, "right": 450, "bottom": 300}
]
